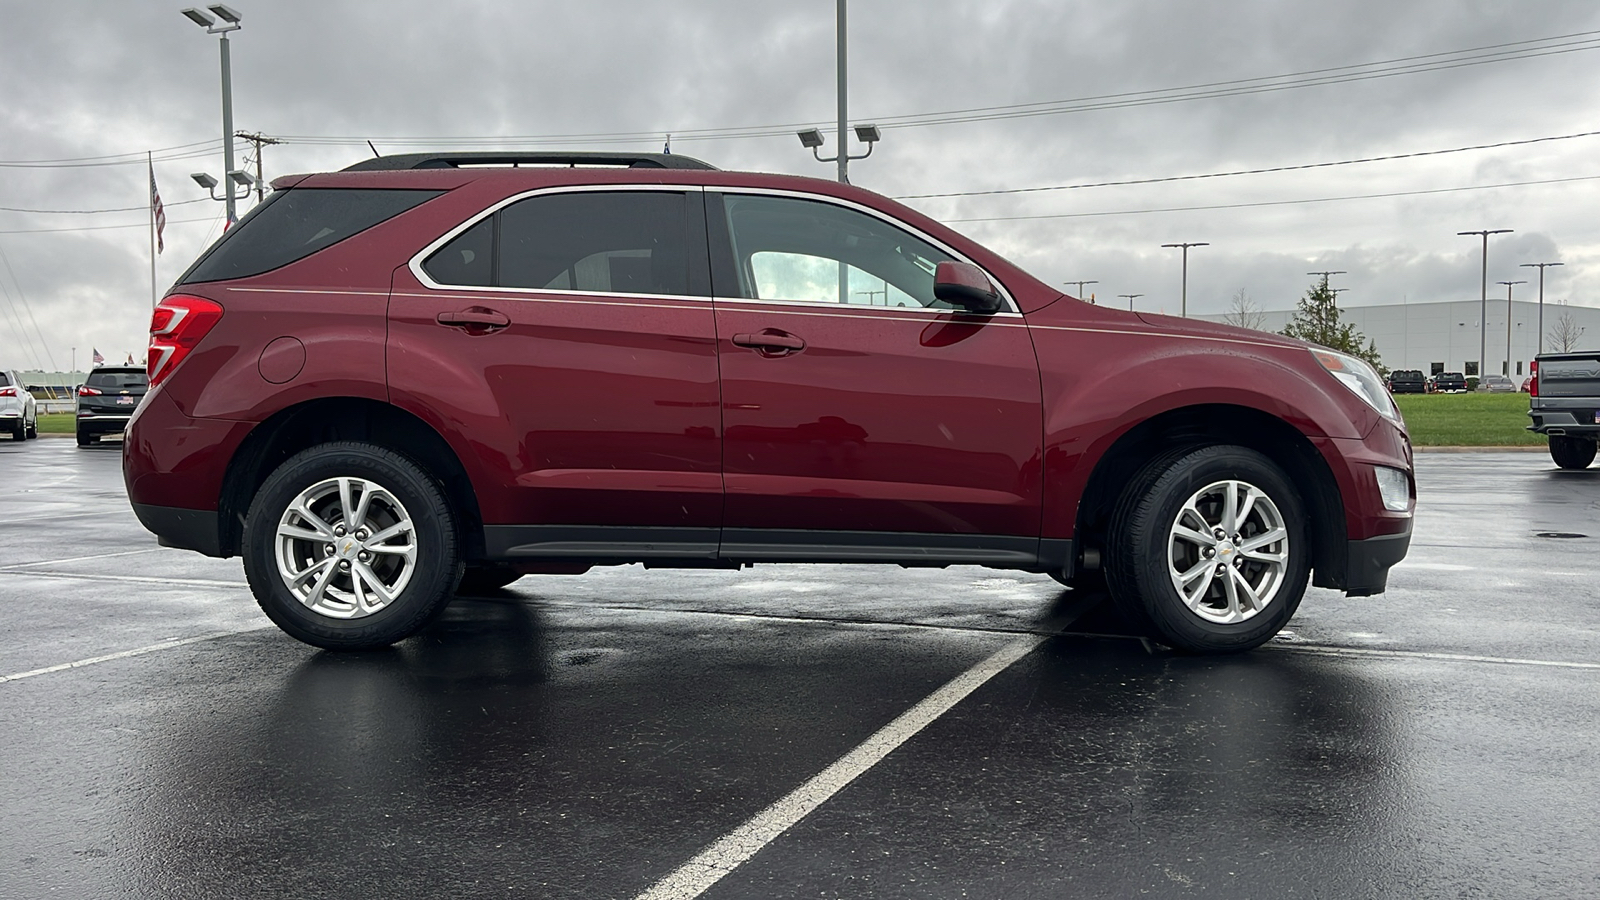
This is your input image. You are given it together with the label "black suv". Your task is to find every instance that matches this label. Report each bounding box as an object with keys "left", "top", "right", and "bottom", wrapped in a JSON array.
[{"left": 76, "top": 366, "right": 148, "bottom": 446}]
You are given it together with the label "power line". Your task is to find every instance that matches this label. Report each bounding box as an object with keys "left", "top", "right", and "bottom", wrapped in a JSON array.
[
  {"left": 0, "top": 141, "right": 224, "bottom": 169},
  {"left": 0, "top": 239, "right": 58, "bottom": 372},
  {"left": 895, "top": 129, "right": 1600, "bottom": 200},
  {"left": 0, "top": 215, "right": 218, "bottom": 235},
  {"left": 943, "top": 173, "right": 1600, "bottom": 222},
  {"left": 0, "top": 198, "right": 211, "bottom": 215}
]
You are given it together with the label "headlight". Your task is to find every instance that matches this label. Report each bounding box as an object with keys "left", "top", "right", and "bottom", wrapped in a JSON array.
[
  {"left": 1312, "top": 349, "right": 1401, "bottom": 423},
  {"left": 1374, "top": 465, "right": 1412, "bottom": 512}
]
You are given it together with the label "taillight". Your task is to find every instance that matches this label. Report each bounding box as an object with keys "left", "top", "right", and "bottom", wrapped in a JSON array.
[
  {"left": 0, "top": 387, "right": 15, "bottom": 397},
  {"left": 76, "top": 386, "right": 101, "bottom": 396},
  {"left": 1530, "top": 360, "right": 1539, "bottom": 397},
  {"left": 148, "top": 294, "right": 224, "bottom": 387}
]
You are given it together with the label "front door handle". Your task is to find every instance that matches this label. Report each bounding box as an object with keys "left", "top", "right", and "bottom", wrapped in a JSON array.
[
  {"left": 732, "top": 330, "right": 806, "bottom": 356},
  {"left": 436, "top": 307, "right": 510, "bottom": 333}
]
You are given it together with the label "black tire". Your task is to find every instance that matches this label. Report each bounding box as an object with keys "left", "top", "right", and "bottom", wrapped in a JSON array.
[
  {"left": 1549, "top": 435, "right": 1596, "bottom": 470},
  {"left": 242, "top": 441, "right": 462, "bottom": 650},
  {"left": 75, "top": 430, "right": 93, "bottom": 447},
  {"left": 24, "top": 415, "right": 37, "bottom": 439},
  {"left": 9, "top": 422, "right": 22, "bottom": 441},
  {"left": 458, "top": 565, "right": 523, "bottom": 594},
  {"left": 1105, "top": 445, "right": 1310, "bottom": 654}
]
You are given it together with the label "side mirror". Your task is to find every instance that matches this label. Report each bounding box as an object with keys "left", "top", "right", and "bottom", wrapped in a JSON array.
[{"left": 933, "top": 261, "right": 1002, "bottom": 314}]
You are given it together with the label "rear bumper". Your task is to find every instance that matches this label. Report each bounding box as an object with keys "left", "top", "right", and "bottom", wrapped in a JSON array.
[
  {"left": 77, "top": 412, "right": 133, "bottom": 435},
  {"left": 1343, "top": 523, "right": 1412, "bottom": 597},
  {"left": 1528, "top": 403, "right": 1600, "bottom": 435}
]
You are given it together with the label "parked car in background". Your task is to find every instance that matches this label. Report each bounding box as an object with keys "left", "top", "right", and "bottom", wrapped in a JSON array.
[
  {"left": 1433, "top": 372, "right": 1468, "bottom": 393},
  {"left": 1527, "top": 353, "right": 1600, "bottom": 469},
  {"left": 1479, "top": 374, "right": 1517, "bottom": 393},
  {"left": 76, "top": 366, "right": 148, "bottom": 446},
  {"left": 0, "top": 367, "right": 39, "bottom": 440},
  {"left": 1387, "top": 369, "right": 1426, "bottom": 394},
  {"left": 123, "top": 150, "right": 1415, "bottom": 656}
]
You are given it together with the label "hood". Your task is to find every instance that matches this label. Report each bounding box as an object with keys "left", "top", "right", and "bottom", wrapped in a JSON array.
[{"left": 1135, "top": 311, "right": 1306, "bottom": 351}]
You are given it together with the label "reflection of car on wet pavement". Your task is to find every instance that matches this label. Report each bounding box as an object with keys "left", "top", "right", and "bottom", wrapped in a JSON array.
[
  {"left": 75, "top": 366, "right": 148, "bottom": 446},
  {"left": 125, "top": 150, "right": 1414, "bottom": 655}
]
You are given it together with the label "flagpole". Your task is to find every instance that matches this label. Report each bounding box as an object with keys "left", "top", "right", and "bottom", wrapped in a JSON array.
[{"left": 148, "top": 151, "right": 157, "bottom": 308}]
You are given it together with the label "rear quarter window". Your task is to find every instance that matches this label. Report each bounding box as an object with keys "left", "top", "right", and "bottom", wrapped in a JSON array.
[{"left": 180, "top": 188, "right": 442, "bottom": 284}]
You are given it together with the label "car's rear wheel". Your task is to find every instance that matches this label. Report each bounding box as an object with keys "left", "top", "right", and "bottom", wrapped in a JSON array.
[
  {"left": 1549, "top": 435, "right": 1596, "bottom": 470},
  {"left": 1106, "top": 445, "right": 1309, "bottom": 653},
  {"left": 75, "top": 429, "right": 93, "bottom": 447},
  {"left": 242, "top": 441, "right": 462, "bottom": 650}
]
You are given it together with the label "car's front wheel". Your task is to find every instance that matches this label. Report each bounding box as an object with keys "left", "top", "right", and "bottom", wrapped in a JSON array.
[
  {"left": 1549, "top": 435, "right": 1596, "bottom": 470},
  {"left": 1106, "top": 445, "right": 1310, "bottom": 653},
  {"left": 242, "top": 441, "right": 462, "bottom": 650}
]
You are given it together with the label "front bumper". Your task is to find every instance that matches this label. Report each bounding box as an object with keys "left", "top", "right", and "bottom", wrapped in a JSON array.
[{"left": 1343, "top": 522, "right": 1412, "bottom": 597}]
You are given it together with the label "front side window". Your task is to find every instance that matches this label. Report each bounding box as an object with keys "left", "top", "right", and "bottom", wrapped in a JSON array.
[
  {"left": 423, "top": 191, "right": 690, "bottom": 297},
  {"left": 721, "top": 194, "right": 955, "bottom": 309}
]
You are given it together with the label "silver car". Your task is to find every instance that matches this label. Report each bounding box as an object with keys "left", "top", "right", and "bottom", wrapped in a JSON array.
[
  {"left": 0, "top": 367, "right": 39, "bottom": 440},
  {"left": 1479, "top": 374, "right": 1518, "bottom": 393}
]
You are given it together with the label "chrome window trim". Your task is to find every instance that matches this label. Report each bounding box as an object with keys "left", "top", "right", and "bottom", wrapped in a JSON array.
[
  {"left": 712, "top": 186, "right": 1020, "bottom": 317},
  {"left": 406, "top": 184, "right": 708, "bottom": 296}
]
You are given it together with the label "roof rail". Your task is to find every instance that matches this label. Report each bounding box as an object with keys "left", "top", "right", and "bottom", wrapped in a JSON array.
[{"left": 341, "top": 151, "right": 718, "bottom": 172}]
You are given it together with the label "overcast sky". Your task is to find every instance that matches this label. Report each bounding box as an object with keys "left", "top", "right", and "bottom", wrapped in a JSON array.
[{"left": 3, "top": 0, "right": 1599, "bottom": 372}]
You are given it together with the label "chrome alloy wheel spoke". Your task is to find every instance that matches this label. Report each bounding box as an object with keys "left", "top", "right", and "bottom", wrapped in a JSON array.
[
  {"left": 274, "top": 477, "right": 417, "bottom": 620},
  {"left": 1166, "top": 478, "right": 1288, "bottom": 625}
]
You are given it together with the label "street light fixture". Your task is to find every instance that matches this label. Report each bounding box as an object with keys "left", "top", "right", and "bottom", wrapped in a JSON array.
[
  {"left": 181, "top": 5, "right": 244, "bottom": 226},
  {"left": 1161, "top": 242, "right": 1208, "bottom": 317},
  {"left": 1459, "top": 229, "right": 1512, "bottom": 385},
  {"left": 1064, "top": 280, "right": 1097, "bottom": 301},
  {"left": 796, "top": 123, "right": 880, "bottom": 179},
  {"left": 1497, "top": 280, "right": 1527, "bottom": 376},
  {"left": 1520, "top": 261, "right": 1563, "bottom": 354},
  {"left": 1118, "top": 293, "right": 1144, "bottom": 311}
]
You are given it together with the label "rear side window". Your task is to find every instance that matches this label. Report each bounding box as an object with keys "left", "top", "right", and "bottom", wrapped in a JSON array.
[
  {"left": 0, "top": 372, "right": 10, "bottom": 387},
  {"left": 422, "top": 191, "right": 691, "bottom": 297},
  {"left": 182, "top": 188, "right": 442, "bottom": 283}
]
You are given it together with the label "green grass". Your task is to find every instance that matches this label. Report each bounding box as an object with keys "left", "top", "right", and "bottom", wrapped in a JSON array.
[
  {"left": 1392, "top": 392, "right": 1543, "bottom": 446},
  {"left": 37, "top": 413, "right": 75, "bottom": 434}
]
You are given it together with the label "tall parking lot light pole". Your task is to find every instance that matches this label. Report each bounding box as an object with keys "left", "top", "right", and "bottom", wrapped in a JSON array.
[
  {"left": 1459, "top": 229, "right": 1512, "bottom": 379},
  {"left": 181, "top": 5, "right": 243, "bottom": 226},
  {"left": 1521, "top": 261, "right": 1563, "bottom": 355},
  {"left": 1119, "top": 293, "right": 1143, "bottom": 311},
  {"left": 1498, "top": 280, "right": 1527, "bottom": 376},
  {"left": 1161, "top": 242, "right": 1208, "bottom": 317},
  {"left": 1065, "top": 280, "right": 1097, "bottom": 301}
]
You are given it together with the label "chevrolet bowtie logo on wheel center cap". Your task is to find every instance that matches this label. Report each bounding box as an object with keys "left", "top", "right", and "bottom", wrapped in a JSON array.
[{"left": 339, "top": 539, "right": 359, "bottom": 559}]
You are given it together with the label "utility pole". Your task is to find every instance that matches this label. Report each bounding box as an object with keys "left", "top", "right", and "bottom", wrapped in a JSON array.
[
  {"left": 235, "top": 131, "right": 280, "bottom": 203},
  {"left": 1064, "top": 280, "right": 1098, "bottom": 301},
  {"left": 1161, "top": 242, "right": 1208, "bottom": 317},
  {"left": 1497, "top": 280, "right": 1527, "bottom": 376},
  {"left": 1458, "top": 229, "right": 1512, "bottom": 379},
  {"left": 1521, "top": 261, "right": 1563, "bottom": 355},
  {"left": 1118, "top": 293, "right": 1144, "bottom": 311}
]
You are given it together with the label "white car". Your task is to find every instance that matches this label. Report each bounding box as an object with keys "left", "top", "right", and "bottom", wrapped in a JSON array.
[{"left": 0, "top": 367, "right": 39, "bottom": 440}]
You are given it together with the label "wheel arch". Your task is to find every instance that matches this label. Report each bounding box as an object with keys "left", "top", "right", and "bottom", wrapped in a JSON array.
[
  {"left": 1072, "top": 403, "right": 1348, "bottom": 589},
  {"left": 217, "top": 397, "right": 484, "bottom": 561}
]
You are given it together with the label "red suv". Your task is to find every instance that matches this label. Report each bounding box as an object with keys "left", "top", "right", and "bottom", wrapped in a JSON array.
[{"left": 125, "top": 151, "right": 1414, "bottom": 654}]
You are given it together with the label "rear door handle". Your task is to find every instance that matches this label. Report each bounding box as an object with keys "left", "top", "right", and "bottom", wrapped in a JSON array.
[
  {"left": 732, "top": 330, "right": 806, "bottom": 355},
  {"left": 436, "top": 307, "right": 511, "bottom": 332}
]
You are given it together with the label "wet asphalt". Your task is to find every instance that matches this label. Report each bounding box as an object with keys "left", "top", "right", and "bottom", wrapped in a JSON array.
[{"left": 2, "top": 436, "right": 1598, "bottom": 899}]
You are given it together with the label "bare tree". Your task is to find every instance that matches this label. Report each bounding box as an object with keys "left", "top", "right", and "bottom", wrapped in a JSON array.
[
  {"left": 1547, "top": 308, "right": 1586, "bottom": 353},
  {"left": 1220, "top": 288, "right": 1268, "bottom": 331}
]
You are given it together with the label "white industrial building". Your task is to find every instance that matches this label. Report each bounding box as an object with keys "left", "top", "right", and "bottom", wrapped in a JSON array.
[{"left": 1197, "top": 300, "right": 1600, "bottom": 378}]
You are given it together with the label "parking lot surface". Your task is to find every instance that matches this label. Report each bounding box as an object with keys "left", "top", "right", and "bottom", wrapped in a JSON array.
[{"left": 3, "top": 437, "right": 1598, "bottom": 899}]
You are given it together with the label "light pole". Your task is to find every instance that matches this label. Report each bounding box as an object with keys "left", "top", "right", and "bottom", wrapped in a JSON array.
[
  {"left": 1118, "top": 293, "right": 1144, "bottom": 311},
  {"left": 1161, "top": 242, "right": 1208, "bottom": 317},
  {"left": 1065, "top": 280, "right": 1098, "bottom": 302},
  {"left": 181, "top": 5, "right": 244, "bottom": 226},
  {"left": 1497, "top": 280, "right": 1526, "bottom": 376},
  {"left": 1459, "top": 229, "right": 1512, "bottom": 380},
  {"left": 795, "top": 1, "right": 879, "bottom": 185},
  {"left": 1520, "top": 261, "right": 1563, "bottom": 355}
]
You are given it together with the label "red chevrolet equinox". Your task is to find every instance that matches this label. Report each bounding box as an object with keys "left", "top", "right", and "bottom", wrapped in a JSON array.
[{"left": 125, "top": 151, "right": 1414, "bottom": 653}]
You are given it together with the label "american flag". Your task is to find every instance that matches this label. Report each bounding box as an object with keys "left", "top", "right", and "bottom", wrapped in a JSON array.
[
  {"left": 149, "top": 162, "right": 166, "bottom": 253},
  {"left": 92, "top": 348, "right": 104, "bottom": 366}
]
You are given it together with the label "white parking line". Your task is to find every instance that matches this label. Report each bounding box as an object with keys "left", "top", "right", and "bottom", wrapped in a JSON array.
[
  {"left": 1269, "top": 643, "right": 1600, "bottom": 670},
  {"left": 633, "top": 634, "right": 1045, "bottom": 900},
  {"left": 0, "top": 570, "right": 247, "bottom": 588},
  {"left": 0, "top": 628, "right": 271, "bottom": 684},
  {"left": 0, "top": 548, "right": 161, "bottom": 570}
]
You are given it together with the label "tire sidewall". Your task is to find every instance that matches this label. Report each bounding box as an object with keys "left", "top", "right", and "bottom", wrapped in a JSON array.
[
  {"left": 1115, "top": 446, "right": 1310, "bottom": 653},
  {"left": 243, "top": 442, "right": 460, "bottom": 649}
]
